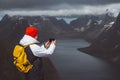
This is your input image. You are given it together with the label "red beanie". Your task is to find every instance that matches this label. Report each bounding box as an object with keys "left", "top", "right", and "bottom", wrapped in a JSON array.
[{"left": 25, "top": 27, "right": 39, "bottom": 38}]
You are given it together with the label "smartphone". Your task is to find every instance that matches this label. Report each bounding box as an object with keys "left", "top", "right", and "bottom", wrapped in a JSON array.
[{"left": 49, "top": 38, "right": 55, "bottom": 42}]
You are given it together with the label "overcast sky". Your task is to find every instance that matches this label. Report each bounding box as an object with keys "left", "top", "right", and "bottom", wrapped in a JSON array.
[{"left": 0, "top": 0, "right": 120, "bottom": 18}]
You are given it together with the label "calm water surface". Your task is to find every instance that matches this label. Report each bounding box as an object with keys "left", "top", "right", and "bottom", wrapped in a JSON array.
[{"left": 50, "top": 39, "right": 120, "bottom": 80}]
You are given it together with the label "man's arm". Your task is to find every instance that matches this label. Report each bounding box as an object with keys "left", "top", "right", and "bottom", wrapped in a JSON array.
[{"left": 29, "top": 40, "right": 56, "bottom": 57}]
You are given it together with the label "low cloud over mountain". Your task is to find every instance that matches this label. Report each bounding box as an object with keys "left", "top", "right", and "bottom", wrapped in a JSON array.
[
  {"left": 0, "top": 0, "right": 120, "bottom": 18},
  {"left": 0, "top": 0, "right": 120, "bottom": 9}
]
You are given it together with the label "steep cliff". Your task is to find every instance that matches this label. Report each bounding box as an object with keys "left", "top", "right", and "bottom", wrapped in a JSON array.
[{"left": 79, "top": 13, "right": 120, "bottom": 65}]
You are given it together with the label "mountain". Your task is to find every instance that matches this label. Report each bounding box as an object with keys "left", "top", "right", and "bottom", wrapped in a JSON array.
[
  {"left": 70, "top": 13, "right": 116, "bottom": 41},
  {"left": 7, "top": 16, "right": 75, "bottom": 41},
  {"left": 0, "top": 13, "right": 115, "bottom": 43},
  {"left": 78, "top": 12, "right": 120, "bottom": 65}
]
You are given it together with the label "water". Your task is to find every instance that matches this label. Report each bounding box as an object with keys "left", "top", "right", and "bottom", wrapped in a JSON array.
[{"left": 50, "top": 39, "right": 120, "bottom": 80}]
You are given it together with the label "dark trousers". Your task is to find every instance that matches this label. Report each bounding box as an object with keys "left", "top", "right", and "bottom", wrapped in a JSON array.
[{"left": 25, "top": 58, "right": 44, "bottom": 80}]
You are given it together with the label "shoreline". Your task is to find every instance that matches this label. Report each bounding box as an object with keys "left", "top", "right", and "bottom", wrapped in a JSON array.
[{"left": 78, "top": 47, "right": 120, "bottom": 66}]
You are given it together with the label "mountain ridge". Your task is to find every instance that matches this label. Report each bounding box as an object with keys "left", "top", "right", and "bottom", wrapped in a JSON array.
[{"left": 78, "top": 12, "right": 120, "bottom": 65}]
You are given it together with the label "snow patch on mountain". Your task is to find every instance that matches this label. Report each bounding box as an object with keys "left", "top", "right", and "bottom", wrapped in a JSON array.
[{"left": 56, "top": 17, "right": 77, "bottom": 24}]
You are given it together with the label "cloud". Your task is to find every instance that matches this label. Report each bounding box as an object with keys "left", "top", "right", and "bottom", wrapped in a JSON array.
[
  {"left": 0, "top": 0, "right": 120, "bottom": 9},
  {"left": 0, "top": 3, "right": 120, "bottom": 17}
]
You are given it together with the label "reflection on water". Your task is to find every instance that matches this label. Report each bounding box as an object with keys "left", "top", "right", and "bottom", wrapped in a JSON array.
[{"left": 50, "top": 39, "right": 120, "bottom": 80}]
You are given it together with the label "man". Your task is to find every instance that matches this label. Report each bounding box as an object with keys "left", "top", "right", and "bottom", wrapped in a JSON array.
[{"left": 19, "top": 26, "right": 56, "bottom": 80}]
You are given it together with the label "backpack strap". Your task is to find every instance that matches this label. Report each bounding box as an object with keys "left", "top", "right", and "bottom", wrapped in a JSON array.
[
  {"left": 23, "top": 43, "right": 35, "bottom": 48},
  {"left": 24, "top": 43, "right": 40, "bottom": 64}
]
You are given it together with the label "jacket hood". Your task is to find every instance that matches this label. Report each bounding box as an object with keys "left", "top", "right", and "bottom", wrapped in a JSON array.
[{"left": 19, "top": 35, "right": 40, "bottom": 46}]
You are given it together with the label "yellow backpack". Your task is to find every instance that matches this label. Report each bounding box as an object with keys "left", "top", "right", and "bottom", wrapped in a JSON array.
[{"left": 13, "top": 44, "right": 33, "bottom": 73}]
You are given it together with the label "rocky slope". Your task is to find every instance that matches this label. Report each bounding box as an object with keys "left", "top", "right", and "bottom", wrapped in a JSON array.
[
  {"left": 70, "top": 13, "right": 116, "bottom": 41},
  {"left": 78, "top": 13, "right": 120, "bottom": 65}
]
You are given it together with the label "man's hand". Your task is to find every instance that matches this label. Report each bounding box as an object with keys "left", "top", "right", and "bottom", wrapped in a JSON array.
[
  {"left": 45, "top": 40, "right": 56, "bottom": 48},
  {"left": 45, "top": 41, "right": 51, "bottom": 48}
]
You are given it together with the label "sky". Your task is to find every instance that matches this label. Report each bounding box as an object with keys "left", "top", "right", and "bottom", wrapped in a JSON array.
[{"left": 0, "top": 0, "right": 120, "bottom": 19}]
